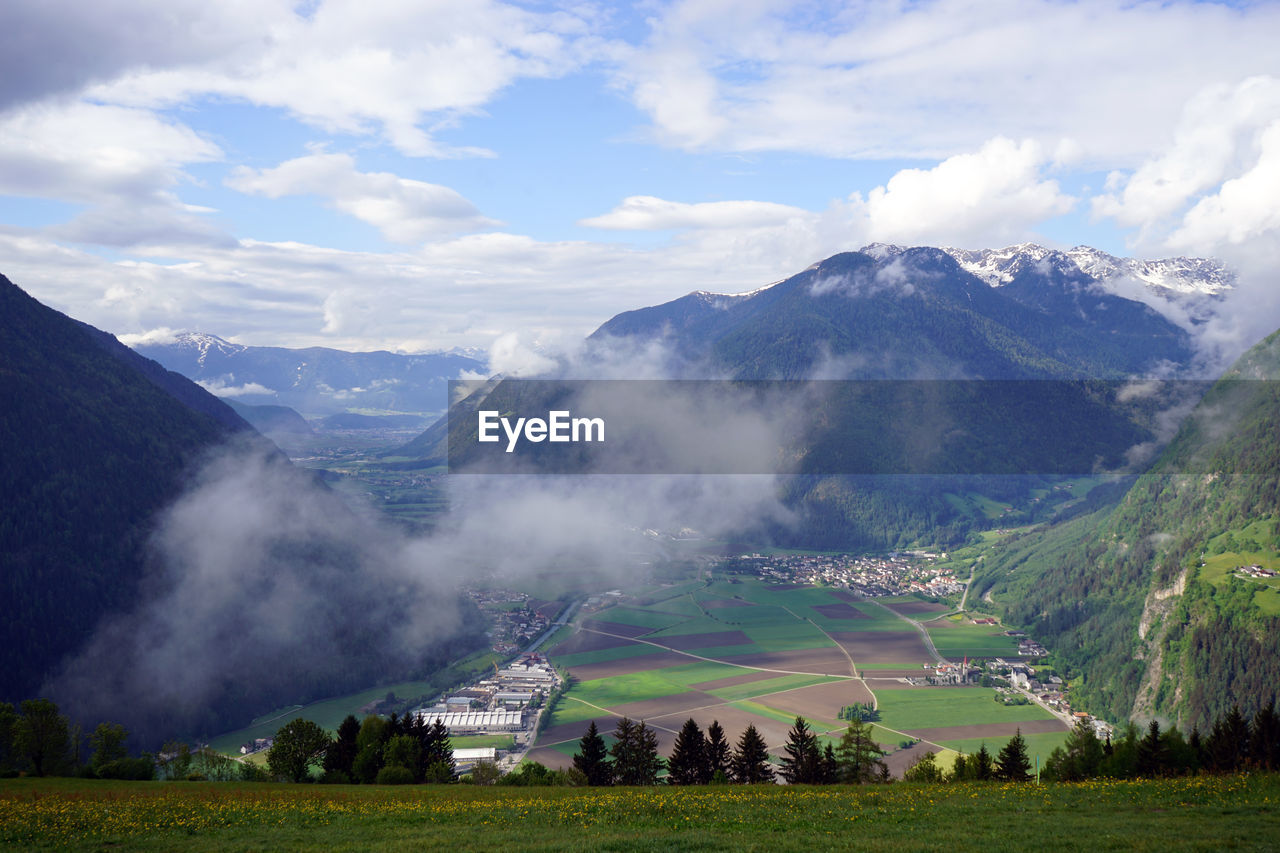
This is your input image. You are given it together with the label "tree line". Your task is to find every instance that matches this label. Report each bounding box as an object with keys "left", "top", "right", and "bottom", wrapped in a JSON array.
[
  {"left": 901, "top": 703, "right": 1280, "bottom": 784},
  {"left": 8, "top": 697, "right": 1276, "bottom": 787},
  {"left": 0, "top": 699, "right": 260, "bottom": 781},
  {"left": 0, "top": 699, "right": 460, "bottom": 785},
  {"left": 562, "top": 715, "right": 891, "bottom": 786}
]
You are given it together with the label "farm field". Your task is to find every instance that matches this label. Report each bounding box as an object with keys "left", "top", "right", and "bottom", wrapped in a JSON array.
[
  {"left": 4, "top": 776, "right": 1278, "bottom": 852},
  {"left": 535, "top": 578, "right": 1067, "bottom": 774}
]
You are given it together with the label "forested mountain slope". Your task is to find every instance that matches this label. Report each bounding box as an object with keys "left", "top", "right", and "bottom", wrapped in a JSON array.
[
  {"left": 975, "top": 329, "right": 1280, "bottom": 729},
  {"left": 0, "top": 273, "right": 252, "bottom": 701}
]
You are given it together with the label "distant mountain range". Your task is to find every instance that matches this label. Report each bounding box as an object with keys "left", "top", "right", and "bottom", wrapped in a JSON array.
[
  {"left": 132, "top": 332, "right": 485, "bottom": 417},
  {"left": 591, "top": 245, "right": 1199, "bottom": 380},
  {"left": 938, "top": 243, "right": 1233, "bottom": 296},
  {"left": 398, "top": 243, "right": 1217, "bottom": 548}
]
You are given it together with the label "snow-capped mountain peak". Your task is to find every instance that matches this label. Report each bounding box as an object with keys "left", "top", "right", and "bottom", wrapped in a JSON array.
[
  {"left": 1063, "top": 246, "right": 1234, "bottom": 296},
  {"left": 169, "top": 332, "right": 247, "bottom": 367},
  {"left": 940, "top": 244, "right": 1232, "bottom": 297}
]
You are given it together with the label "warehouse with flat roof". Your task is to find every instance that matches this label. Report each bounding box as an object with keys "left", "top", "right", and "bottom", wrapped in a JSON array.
[{"left": 418, "top": 710, "right": 523, "bottom": 732}]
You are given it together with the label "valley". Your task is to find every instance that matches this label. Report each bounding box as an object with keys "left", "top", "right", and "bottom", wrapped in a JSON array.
[{"left": 3, "top": 6, "right": 1279, "bottom": 848}]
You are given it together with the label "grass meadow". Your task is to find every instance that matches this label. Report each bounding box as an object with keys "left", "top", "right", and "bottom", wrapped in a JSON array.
[
  {"left": 873, "top": 688, "right": 1057, "bottom": 731},
  {"left": 3, "top": 775, "right": 1277, "bottom": 852}
]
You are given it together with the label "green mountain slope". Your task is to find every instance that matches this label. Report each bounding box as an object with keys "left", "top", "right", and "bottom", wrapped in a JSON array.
[
  {"left": 975, "top": 329, "right": 1280, "bottom": 729},
  {"left": 0, "top": 273, "right": 252, "bottom": 701}
]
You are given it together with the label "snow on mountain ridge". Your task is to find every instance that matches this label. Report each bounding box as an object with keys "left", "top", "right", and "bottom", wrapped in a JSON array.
[
  {"left": 940, "top": 244, "right": 1231, "bottom": 297},
  {"left": 1064, "top": 247, "right": 1234, "bottom": 296}
]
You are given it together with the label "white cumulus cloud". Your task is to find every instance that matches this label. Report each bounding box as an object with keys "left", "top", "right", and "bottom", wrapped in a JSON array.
[
  {"left": 226, "top": 153, "right": 497, "bottom": 243},
  {"left": 860, "top": 137, "right": 1076, "bottom": 247},
  {"left": 580, "top": 196, "right": 813, "bottom": 230}
]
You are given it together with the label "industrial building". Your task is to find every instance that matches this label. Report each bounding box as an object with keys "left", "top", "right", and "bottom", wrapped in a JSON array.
[{"left": 419, "top": 710, "right": 524, "bottom": 733}]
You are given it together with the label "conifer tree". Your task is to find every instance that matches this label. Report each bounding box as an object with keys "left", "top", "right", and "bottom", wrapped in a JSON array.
[
  {"left": 422, "top": 717, "right": 454, "bottom": 783},
  {"left": 1136, "top": 719, "right": 1170, "bottom": 777},
  {"left": 610, "top": 718, "right": 663, "bottom": 785},
  {"left": 834, "top": 717, "right": 886, "bottom": 784},
  {"left": 1250, "top": 704, "right": 1280, "bottom": 771},
  {"left": 572, "top": 721, "right": 612, "bottom": 786},
  {"left": 705, "top": 720, "right": 731, "bottom": 782},
  {"left": 819, "top": 743, "right": 839, "bottom": 784},
  {"left": 730, "top": 723, "right": 774, "bottom": 784},
  {"left": 1206, "top": 706, "right": 1250, "bottom": 773},
  {"left": 667, "top": 718, "right": 707, "bottom": 785},
  {"left": 1044, "top": 717, "right": 1103, "bottom": 782},
  {"left": 972, "top": 743, "right": 994, "bottom": 780},
  {"left": 995, "top": 729, "right": 1031, "bottom": 782},
  {"left": 323, "top": 714, "right": 361, "bottom": 779},
  {"left": 779, "top": 716, "right": 821, "bottom": 784}
]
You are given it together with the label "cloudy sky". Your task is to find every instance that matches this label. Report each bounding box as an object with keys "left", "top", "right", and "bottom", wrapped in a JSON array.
[{"left": 2, "top": 0, "right": 1279, "bottom": 355}]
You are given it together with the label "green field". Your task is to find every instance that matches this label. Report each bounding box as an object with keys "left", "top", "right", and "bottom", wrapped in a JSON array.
[
  {"left": 706, "top": 674, "right": 845, "bottom": 703},
  {"left": 206, "top": 648, "right": 504, "bottom": 755},
  {"left": 874, "top": 688, "right": 1057, "bottom": 732},
  {"left": 548, "top": 578, "right": 1064, "bottom": 774},
  {"left": 570, "top": 671, "right": 695, "bottom": 709},
  {"left": 551, "top": 644, "right": 666, "bottom": 669},
  {"left": 938, "top": 731, "right": 1070, "bottom": 762},
  {"left": 923, "top": 623, "right": 1022, "bottom": 658},
  {"left": 647, "top": 614, "right": 739, "bottom": 636},
  {"left": 589, "top": 606, "right": 687, "bottom": 630},
  {"left": 450, "top": 734, "right": 517, "bottom": 750},
  {"left": 5, "top": 776, "right": 1278, "bottom": 852},
  {"left": 1197, "top": 520, "right": 1280, "bottom": 615},
  {"left": 545, "top": 698, "right": 610, "bottom": 729}
]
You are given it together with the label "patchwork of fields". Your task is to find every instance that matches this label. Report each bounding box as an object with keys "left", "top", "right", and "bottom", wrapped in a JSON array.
[{"left": 531, "top": 578, "right": 1068, "bottom": 775}]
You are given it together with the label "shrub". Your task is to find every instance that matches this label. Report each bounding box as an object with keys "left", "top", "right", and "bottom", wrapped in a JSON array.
[
  {"left": 376, "top": 765, "right": 415, "bottom": 785},
  {"left": 97, "top": 757, "right": 156, "bottom": 781}
]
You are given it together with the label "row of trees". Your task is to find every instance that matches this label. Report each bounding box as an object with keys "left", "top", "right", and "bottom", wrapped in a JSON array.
[
  {"left": 901, "top": 703, "right": 1280, "bottom": 785},
  {"left": 272, "top": 713, "right": 456, "bottom": 784},
  {"left": 0, "top": 699, "right": 155, "bottom": 780},
  {"left": 0, "top": 699, "right": 460, "bottom": 786},
  {"left": 568, "top": 716, "right": 891, "bottom": 786},
  {"left": 903, "top": 732, "right": 1030, "bottom": 783},
  {"left": 1043, "top": 704, "right": 1280, "bottom": 782}
]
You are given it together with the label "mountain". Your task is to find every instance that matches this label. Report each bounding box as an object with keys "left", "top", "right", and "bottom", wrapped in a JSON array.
[
  {"left": 941, "top": 243, "right": 1234, "bottom": 297},
  {"left": 224, "top": 399, "right": 314, "bottom": 436},
  {"left": 132, "top": 332, "right": 485, "bottom": 417},
  {"left": 974, "top": 328, "right": 1280, "bottom": 729},
  {"left": 2, "top": 275, "right": 487, "bottom": 743},
  {"left": 318, "top": 412, "right": 428, "bottom": 430},
  {"left": 400, "top": 245, "right": 1211, "bottom": 548},
  {"left": 590, "top": 246, "right": 1196, "bottom": 380},
  {"left": 0, "top": 273, "right": 253, "bottom": 702}
]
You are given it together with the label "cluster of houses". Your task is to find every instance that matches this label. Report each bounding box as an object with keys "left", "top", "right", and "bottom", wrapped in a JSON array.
[
  {"left": 911, "top": 660, "right": 983, "bottom": 685},
  {"left": 1237, "top": 564, "right": 1277, "bottom": 578},
  {"left": 466, "top": 589, "right": 557, "bottom": 655},
  {"left": 727, "top": 551, "right": 963, "bottom": 597},
  {"left": 1000, "top": 631, "right": 1049, "bottom": 657},
  {"left": 238, "top": 737, "right": 273, "bottom": 755},
  {"left": 983, "top": 658, "right": 1112, "bottom": 736}
]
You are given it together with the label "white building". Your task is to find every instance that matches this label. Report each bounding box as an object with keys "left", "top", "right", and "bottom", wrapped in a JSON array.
[{"left": 420, "top": 710, "right": 523, "bottom": 733}]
